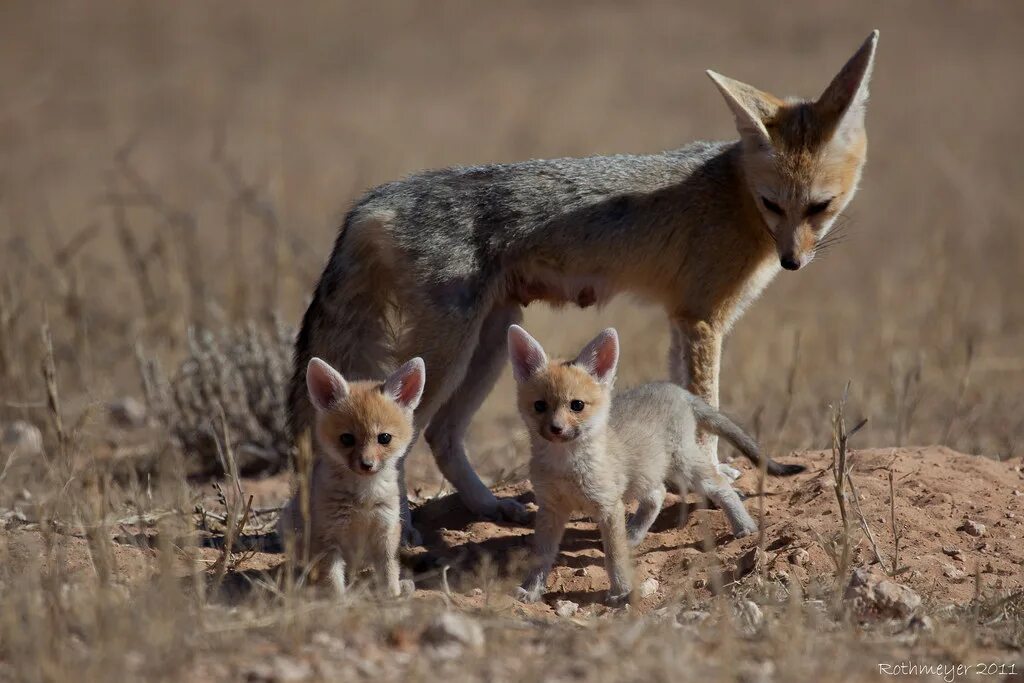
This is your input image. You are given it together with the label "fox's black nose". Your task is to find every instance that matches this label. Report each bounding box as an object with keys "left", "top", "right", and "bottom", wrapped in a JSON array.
[
  {"left": 780, "top": 256, "right": 801, "bottom": 271},
  {"left": 549, "top": 424, "right": 563, "bottom": 435},
  {"left": 359, "top": 460, "right": 374, "bottom": 472}
]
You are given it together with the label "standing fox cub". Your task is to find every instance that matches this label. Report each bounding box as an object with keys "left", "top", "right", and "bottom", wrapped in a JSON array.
[
  {"left": 509, "top": 325, "right": 800, "bottom": 605},
  {"left": 291, "top": 32, "right": 878, "bottom": 543},
  {"left": 277, "top": 357, "right": 424, "bottom": 597}
]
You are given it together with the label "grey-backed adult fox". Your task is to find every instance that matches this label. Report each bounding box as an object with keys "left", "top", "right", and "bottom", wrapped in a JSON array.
[
  {"left": 290, "top": 32, "right": 878, "bottom": 543},
  {"left": 508, "top": 325, "right": 792, "bottom": 605}
]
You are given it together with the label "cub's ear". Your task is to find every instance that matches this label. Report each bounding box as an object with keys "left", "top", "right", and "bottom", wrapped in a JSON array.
[
  {"left": 384, "top": 357, "right": 426, "bottom": 411},
  {"left": 574, "top": 328, "right": 619, "bottom": 385},
  {"left": 706, "top": 70, "right": 781, "bottom": 148},
  {"left": 307, "top": 357, "right": 349, "bottom": 412},
  {"left": 815, "top": 30, "right": 879, "bottom": 139},
  {"left": 508, "top": 324, "right": 548, "bottom": 383}
]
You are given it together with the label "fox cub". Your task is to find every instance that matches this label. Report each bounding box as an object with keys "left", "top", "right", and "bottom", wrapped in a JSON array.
[
  {"left": 277, "top": 356, "right": 425, "bottom": 597},
  {"left": 509, "top": 325, "right": 800, "bottom": 605}
]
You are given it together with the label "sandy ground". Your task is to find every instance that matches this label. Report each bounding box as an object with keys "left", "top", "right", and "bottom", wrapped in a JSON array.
[{"left": 6, "top": 446, "right": 1020, "bottom": 614}]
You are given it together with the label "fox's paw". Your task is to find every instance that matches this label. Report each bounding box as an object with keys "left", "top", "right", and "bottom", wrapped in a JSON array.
[
  {"left": 400, "top": 523, "right": 424, "bottom": 548},
  {"left": 718, "top": 463, "right": 742, "bottom": 481},
  {"left": 492, "top": 497, "right": 529, "bottom": 524},
  {"left": 469, "top": 495, "right": 529, "bottom": 525},
  {"left": 625, "top": 524, "right": 648, "bottom": 548},
  {"left": 605, "top": 587, "right": 633, "bottom": 608},
  {"left": 513, "top": 586, "right": 543, "bottom": 604},
  {"left": 399, "top": 579, "right": 416, "bottom": 597},
  {"left": 733, "top": 524, "right": 758, "bottom": 539}
]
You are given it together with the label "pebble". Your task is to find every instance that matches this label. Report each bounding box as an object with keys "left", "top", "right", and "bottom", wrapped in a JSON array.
[{"left": 1, "top": 421, "right": 43, "bottom": 457}]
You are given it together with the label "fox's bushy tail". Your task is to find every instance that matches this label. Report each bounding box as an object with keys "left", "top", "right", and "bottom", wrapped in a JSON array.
[
  {"left": 690, "top": 397, "right": 804, "bottom": 476},
  {"left": 288, "top": 206, "right": 399, "bottom": 440}
]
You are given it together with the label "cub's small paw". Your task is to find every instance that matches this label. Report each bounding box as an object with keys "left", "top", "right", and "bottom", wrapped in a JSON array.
[
  {"left": 399, "top": 579, "right": 416, "bottom": 597},
  {"left": 513, "top": 586, "right": 542, "bottom": 604},
  {"left": 733, "top": 525, "right": 758, "bottom": 539},
  {"left": 606, "top": 588, "right": 633, "bottom": 608},
  {"left": 626, "top": 528, "right": 647, "bottom": 548},
  {"left": 718, "top": 463, "right": 742, "bottom": 481}
]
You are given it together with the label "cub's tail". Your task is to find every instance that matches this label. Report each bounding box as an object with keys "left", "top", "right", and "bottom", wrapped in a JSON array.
[{"left": 690, "top": 397, "right": 804, "bottom": 476}]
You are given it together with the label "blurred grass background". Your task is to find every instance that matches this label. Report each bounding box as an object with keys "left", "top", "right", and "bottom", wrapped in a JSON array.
[{"left": 1, "top": 1, "right": 1022, "bottom": 488}]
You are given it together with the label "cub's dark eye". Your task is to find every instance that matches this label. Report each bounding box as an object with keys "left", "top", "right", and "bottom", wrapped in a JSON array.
[
  {"left": 533, "top": 400, "right": 548, "bottom": 413},
  {"left": 339, "top": 433, "right": 356, "bottom": 447},
  {"left": 806, "top": 199, "right": 832, "bottom": 217},
  {"left": 569, "top": 400, "right": 585, "bottom": 413},
  {"left": 761, "top": 197, "right": 784, "bottom": 216},
  {"left": 377, "top": 433, "right": 392, "bottom": 445}
]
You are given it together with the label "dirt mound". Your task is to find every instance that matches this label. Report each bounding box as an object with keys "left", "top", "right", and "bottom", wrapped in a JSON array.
[{"left": 411, "top": 447, "right": 1024, "bottom": 615}]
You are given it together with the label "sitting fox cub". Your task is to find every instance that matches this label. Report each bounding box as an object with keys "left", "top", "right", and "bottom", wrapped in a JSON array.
[
  {"left": 277, "top": 356, "right": 425, "bottom": 597},
  {"left": 509, "top": 325, "right": 801, "bottom": 605}
]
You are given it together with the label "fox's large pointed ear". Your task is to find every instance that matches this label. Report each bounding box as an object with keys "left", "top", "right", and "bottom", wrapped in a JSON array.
[
  {"left": 508, "top": 325, "right": 548, "bottom": 383},
  {"left": 307, "top": 357, "right": 349, "bottom": 412},
  {"left": 574, "top": 328, "right": 619, "bottom": 386},
  {"left": 707, "top": 70, "right": 780, "bottom": 148},
  {"left": 815, "top": 30, "right": 879, "bottom": 138},
  {"left": 383, "top": 357, "right": 426, "bottom": 411}
]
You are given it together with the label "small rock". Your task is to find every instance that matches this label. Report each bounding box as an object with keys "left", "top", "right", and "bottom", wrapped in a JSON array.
[
  {"left": 1012, "top": 489, "right": 1021, "bottom": 497},
  {"left": 693, "top": 578, "right": 708, "bottom": 590},
  {"left": 941, "top": 546, "right": 962, "bottom": 559},
  {"left": 1, "top": 421, "right": 43, "bottom": 457},
  {"left": 735, "top": 547, "right": 767, "bottom": 578},
  {"left": 107, "top": 397, "right": 147, "bottom": 429},
  {"left": 846, "top": 567, "right": 921, "bottom": 619},
  {"left": 942, "top": 563, "right": 967, "bottom": 581},
  {"left": 734, "top": 600, "right": 764, "bottom": 632},
  {"left": 959, "top": 519, "right": 986, "bottom": 537},
  {"left": 422, "top": 612, "right": 484, "bottom": 653},
  {"left": 468, "top": 587, "right": 484, "bottom": 597},
  {"left": 638, "top": 577, "right": 659, "bottom": 598},
  {"left": 272, "top": 656, "right": 312, "bottom": 682},
  {"left": 554, "top": 600, "right": 579, "bottom": 618},
  {"left": 788, "top": 548, "right": 810, "bottom": 566},
  {"left": 573, "top": 567, "right": 589, "bottom": 577}
]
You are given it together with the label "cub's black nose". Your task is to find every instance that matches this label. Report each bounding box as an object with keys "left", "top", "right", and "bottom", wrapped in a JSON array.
[
  {"left": 359, "top": 460, "right": 374, "bottom": 472},
  {"left": 549, "top": 424, "right": 563, "bottom": 435},
  {"left": 780, "top": 256, "right": 801, "bottom": 271}
]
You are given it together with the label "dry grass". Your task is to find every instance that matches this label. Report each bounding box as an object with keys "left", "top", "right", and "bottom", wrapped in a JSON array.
[{"left": 1, "top": 2, "right": 1023, "bottom": 681}]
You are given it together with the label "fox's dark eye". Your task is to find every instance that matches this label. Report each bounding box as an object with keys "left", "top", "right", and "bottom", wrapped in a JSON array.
[
  {"left": 569, "top": 400, "right": 585, "bottom": 412},
  {"left": 534, "top": 400, "right": 548, "bottom": 413},
  {"left": 377, "top": 433, "right": 392, "bottom": 445},
  {"left": 806, "top": 199, "right": 832, "bottom": 217},
  {"left": 340, "top": 433, "right": 356, "bottom": 447},
  {"left": 761, "top": 197, "right": 784, "bottom": 216}
]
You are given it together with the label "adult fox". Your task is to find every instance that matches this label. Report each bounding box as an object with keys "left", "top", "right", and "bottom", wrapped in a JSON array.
[{"left": 290, "top": 32, "right": 879, "bottom": 543}]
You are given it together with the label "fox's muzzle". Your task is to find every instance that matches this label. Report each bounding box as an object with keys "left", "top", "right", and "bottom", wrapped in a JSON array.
[{"left": 780, "top": 254, "right": 802, "bottom": 271}]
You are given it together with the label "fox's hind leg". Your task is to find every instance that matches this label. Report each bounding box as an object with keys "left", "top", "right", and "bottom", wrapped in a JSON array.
[
  {"left": 423, "top": 303, "right": 528, "bottom": 522},
  {"left": 669, "top": 319, "right": 741, "bottom": 479},
  {"left": 695, "top": 470, "right": 757, "bottom": 538},
  {"left": 625, "top": 483, "right": 665, "bottom": 547}
]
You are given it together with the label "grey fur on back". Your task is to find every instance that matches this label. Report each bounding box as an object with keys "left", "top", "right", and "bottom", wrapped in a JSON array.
[
  {"left": 288, "top": 141, "right": 736, "bottom": 438},
  {"left": 611, "top": 382, "right": 803, "bottom": 477}
]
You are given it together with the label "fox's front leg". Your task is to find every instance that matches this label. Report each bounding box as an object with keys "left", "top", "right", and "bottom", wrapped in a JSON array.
[
  {"left": 515, "top": 503, "right": 569, "bottom": 603},
  {"left": 597, "top": 500, "right": 634, "bottom": 606},
  {"left": 372, "top": 519, "right": 407, "bottom": 597},
  {"left": 670, "top": 318, "right": 737, "bottom": 479},
  {"left": 327, "top": 554, "right": 347, "bottom": 598}
]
